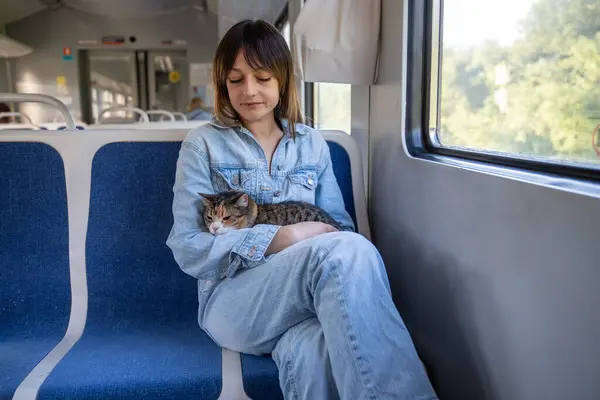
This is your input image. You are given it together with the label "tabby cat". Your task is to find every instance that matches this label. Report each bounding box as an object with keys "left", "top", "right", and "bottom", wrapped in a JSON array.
[{"left": 199, "top": 190, "right": 342, "bottom": 235}]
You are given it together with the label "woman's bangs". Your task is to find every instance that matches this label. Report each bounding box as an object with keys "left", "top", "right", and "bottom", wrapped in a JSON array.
[{"left": 240, "top": 38, "right": 278, "bottom": 73}]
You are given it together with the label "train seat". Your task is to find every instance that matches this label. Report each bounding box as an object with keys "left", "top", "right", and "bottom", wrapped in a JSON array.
[
  {"left": 0, "top": 128, "right": 368, "bottom": 399},
  {"left": 37, "top": 141, "right": 223, "bottom": 400},
  {"left": 0, "top": 142, "right": 71, "bottom": 399}
]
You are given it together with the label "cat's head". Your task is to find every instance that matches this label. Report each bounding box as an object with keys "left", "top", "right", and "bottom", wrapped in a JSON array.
[{"left": 198, "top": 190, "right": 258, "bottom": 235}]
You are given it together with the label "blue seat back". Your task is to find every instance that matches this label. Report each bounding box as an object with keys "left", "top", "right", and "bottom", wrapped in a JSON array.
[
  {"left": 0, "top": 142, "right": 70, "bottom": 337},
  {"left": 327, "top": 141, "right": 357, "bottom": 228},
  {"left": 84, "top": 142, "right": 198, "bottom": 331},
  {"left": 0, "top": 143, "right": 70, "bottom": 394}
]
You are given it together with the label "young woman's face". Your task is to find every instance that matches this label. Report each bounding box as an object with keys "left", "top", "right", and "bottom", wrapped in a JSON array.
[{"left": 226, "top": 51, "right": 280, "bottom": 125}]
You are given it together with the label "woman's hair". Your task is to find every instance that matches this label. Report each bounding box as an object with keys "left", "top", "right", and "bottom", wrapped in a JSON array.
[{"left": 212, "top": 19, "right": 304, "bottom": 138}]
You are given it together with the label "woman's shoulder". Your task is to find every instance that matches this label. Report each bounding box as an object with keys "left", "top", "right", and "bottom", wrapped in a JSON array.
[
  {"left": 183, "top": 118, "right": 238, "bottom": 152},
  {"left": 290, "top": 122, "right": 329, "bottom": 152}
]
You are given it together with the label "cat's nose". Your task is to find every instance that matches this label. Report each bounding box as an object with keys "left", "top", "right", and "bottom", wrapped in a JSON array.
[{"left": 209, "top": 222, "right": 222, "bottom": 234}]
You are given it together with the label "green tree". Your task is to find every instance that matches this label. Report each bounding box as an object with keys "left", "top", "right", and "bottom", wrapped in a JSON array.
[{"left": 439, "top": 0, "right": 600, "bottom": 164}]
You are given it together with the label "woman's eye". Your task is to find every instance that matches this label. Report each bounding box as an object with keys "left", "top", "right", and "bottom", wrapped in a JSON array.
[
  {"left": 228, "top": 78, "right": 242, "bottom": 84},
  {"left": 257, "top": 77, "right": 271, "bottom": 82}
]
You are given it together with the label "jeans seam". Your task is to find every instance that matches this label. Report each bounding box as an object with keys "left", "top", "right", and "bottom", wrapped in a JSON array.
[
  {"left": 284, "top": 327, "right": 300, "bottom": 400},
  {"left": 325, "top": 256, "right": 378, "bottom": 400}
]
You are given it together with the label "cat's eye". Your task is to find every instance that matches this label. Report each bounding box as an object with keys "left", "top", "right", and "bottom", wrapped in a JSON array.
[
  {"left": 223, "top": 216, "right": 231, "bottom": 221},
  {"left": 206, "top": 216, "right": 213, "bottom": 221}
]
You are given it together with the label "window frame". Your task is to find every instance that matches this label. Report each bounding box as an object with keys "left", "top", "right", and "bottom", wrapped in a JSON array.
[{"left": 406, "top": 0, "right": 600, "bottom": 183}]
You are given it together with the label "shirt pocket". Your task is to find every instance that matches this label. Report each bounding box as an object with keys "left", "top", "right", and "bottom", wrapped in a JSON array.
[
  {"left": 211, "top": 167, "right": 256, "bottom": 193},
  {"left": 287, "top": 166, "right": 319, "bottom": 203}
]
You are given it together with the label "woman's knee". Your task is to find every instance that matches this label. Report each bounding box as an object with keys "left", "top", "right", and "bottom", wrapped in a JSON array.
[
  {"left": 320, "top": 231, "right": 381, "bottom": 262},
  {"left": 312, "top": 231, "right": 385, "bottom": 279}
]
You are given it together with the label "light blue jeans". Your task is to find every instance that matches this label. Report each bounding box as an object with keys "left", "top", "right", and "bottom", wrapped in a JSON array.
[{"left": 200, "top": 231, "right": 438, "bottom": 400}]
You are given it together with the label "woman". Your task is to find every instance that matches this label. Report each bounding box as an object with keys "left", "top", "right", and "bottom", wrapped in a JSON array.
[{"left": 167, "top": 19, "right": 437, "bottom": 400}]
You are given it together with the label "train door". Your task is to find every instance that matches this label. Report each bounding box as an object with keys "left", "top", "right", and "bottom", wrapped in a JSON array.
[
  {"left": 79, "top": 50, "right": 189, "bottom": 123},
  {"left": 148, "top": 51, "right": 188, "bottom": 117},
  {"left": 87, "top": 51, "right": 138, "bottom": 123}
]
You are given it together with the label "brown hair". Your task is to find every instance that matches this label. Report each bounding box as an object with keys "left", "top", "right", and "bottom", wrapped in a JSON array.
[{"left": 212, "top": 19, "right": 303, "bottom": 138}]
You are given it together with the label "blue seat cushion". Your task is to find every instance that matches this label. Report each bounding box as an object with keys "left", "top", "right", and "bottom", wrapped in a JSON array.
[
  {"left": 39, "top": 329, "right": 222, "bottom": 399},
  {"left": 0, "top": 143, "right": 70, "bottom": 398},
  {"left": 39, "top": 142, "right": 221, "bottom": 399}
]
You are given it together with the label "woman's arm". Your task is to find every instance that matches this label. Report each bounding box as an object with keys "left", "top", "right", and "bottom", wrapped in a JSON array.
[{"left": 166, "top": 140, "right": 281, "bottom": 281}]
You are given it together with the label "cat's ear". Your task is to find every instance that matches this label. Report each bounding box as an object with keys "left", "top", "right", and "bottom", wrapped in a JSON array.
[
  {"left": 198, "top": 193, "right": 215, "bottom": 208},
  {"left": 234, "top": 193, "right": 249, "bottom": 207}
]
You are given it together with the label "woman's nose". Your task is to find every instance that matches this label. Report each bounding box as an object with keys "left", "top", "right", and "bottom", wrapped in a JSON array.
[{"left": 242, "top": 79, "right": 257, "bottom": 96}]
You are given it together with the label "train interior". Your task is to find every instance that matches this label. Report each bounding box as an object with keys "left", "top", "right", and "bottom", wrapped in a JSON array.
[{"left": 0, "top": 0, "right": 599, "bottom": 399}]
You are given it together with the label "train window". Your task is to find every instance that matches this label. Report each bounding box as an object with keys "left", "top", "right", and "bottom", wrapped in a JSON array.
[
  {"left": 313, "top": 82, "right": 351, "bottom": 133},
  {"left": 429, "top": 0, "right": 600, "bottom": 167},
  {"left": 102, "top": 90, "right": 113, "bottom": 104}
]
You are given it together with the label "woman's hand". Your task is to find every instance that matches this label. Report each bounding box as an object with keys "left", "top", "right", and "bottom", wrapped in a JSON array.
[{"left": 266, "top": 222, "right": 337, "bottom": 255}]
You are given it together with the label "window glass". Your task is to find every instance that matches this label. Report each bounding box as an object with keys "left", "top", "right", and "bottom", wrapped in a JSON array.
[
  {"left": 433, "top": 0, "right": 600, "bottom": 165},
  {"left": 313, "top": 82, "right": 351, "bottom": 133}
]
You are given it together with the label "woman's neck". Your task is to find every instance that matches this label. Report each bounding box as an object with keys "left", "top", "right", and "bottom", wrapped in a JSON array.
[{"left": 242, "top": 116, "right": 281, "bottom": 141}]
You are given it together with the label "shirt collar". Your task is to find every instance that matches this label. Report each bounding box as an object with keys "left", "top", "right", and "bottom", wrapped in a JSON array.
[{"left": 209, "top": 117, "right": 309, "bottom": 136}]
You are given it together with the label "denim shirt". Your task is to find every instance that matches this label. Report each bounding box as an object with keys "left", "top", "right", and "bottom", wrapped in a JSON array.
[{"left": 166, "top": 118, "right": 355, "bottom": 293}]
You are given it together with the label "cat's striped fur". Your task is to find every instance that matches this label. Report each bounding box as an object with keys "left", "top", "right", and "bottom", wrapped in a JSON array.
[{"left": 198, "top": 190, "right": 342, "bottom": 235}]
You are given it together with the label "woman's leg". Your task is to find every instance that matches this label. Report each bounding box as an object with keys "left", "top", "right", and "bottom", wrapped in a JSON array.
[
  {"left": 202, "top": 231, "right": 437, "bottom": 400},
  {"left": 272, "top": 317, "right": 339, "bottom": 400}
]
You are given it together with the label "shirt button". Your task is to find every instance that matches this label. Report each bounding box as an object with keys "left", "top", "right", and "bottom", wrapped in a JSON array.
[
  {"left": 274, "top": 191, "right": 281, "bottom": 197},
  {"left": 248, "top": 246, "right": 256, "bottom": 257},
  {"left": 307, "top": 178, "right": 314, "bottom": 185},
  {"left": 277, "top": 164, "right": 283, "bottom": 170}
]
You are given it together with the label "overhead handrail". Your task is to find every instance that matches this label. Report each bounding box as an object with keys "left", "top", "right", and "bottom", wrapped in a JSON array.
[
  {"left": 0, "top": 93, "right": 75, "bottom": 129},
  {"left": 0, "top": 111, "right": 34, "bottom": 124},
  {"left": 147, "top": 110, "right": 176, "bottom": 122},
  {"left": 98, "top": 106, "right": 150, "bottom": 123}
]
